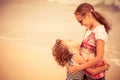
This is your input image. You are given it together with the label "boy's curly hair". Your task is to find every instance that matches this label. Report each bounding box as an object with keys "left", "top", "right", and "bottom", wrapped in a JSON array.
[{"left": 52, "top": 39, "right": 72, "bottom": 67}]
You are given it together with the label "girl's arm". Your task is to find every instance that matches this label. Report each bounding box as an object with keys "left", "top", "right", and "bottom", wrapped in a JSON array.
[
  {"left": 85, "top": 64, "right": 109, "bottom": 75},
  {"left": 71, "top": 41, "right": 109, "bottom": 74},
  {"left": 73, "top": 54, "right": 109, "bottom": 75},
  {"left": 72, "top": 45, "right": 109, "bottom": 75},
  {"left": 68, "top": 40, "right": 104, "bottom": 73}
]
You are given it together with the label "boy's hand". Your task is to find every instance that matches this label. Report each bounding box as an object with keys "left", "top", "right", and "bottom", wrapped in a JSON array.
[{"left": 67, "top": 64, "right": 80, "bottom": 74}]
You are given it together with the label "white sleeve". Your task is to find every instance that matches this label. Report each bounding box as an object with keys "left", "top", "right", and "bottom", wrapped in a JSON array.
[{"left": 95, "top": 27, "right": 108, "bottom": 42}]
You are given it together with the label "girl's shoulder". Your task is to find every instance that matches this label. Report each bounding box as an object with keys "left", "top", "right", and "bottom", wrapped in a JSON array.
[
  {"left": 93, "top": 25, "right": 108, "bottom": 42},
  {"left": 93, "top": 25, "right": 106, "bottom": 32}
]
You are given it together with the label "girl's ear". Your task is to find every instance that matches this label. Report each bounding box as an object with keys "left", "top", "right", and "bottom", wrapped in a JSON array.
[
  {"left": 87, "top": 13, "right": 94, "bottom": 21},
  {"left": 84, "top": 12, "right": 90, "bottom": 20},
  {"left": 87, "top": 12, "right": 92, "bottom": 19}
]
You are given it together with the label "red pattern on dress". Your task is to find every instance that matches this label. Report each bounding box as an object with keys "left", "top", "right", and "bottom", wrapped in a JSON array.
[{"left": 80, "top": 32, "right": 106, "bottom": 79}]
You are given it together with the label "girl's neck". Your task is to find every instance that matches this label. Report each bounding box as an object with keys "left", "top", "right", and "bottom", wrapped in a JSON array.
[{"left": 89, "top": 19, "right": 101, "bottom": 31}]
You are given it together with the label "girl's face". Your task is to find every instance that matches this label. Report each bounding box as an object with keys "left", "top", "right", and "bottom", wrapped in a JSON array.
[{"left": 75, "top": 12, "right": 92, "bottom": 29}]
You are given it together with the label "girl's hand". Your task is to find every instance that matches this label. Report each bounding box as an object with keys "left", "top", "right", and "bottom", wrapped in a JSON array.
[{"left": 104, "top": 61, "right": 110, "bottom": 70}]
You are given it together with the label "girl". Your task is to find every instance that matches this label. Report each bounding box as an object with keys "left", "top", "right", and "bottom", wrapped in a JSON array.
[
  {"left": 67, "top": 3, "right": 111, "bottom": 80},
  {"left": 52, "top": 39, "right": 109, "bottom": 80}
]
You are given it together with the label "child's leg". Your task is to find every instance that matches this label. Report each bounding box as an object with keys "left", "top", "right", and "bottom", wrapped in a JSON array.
[
  {"left": 86, "top": 76, "right": 105, "bottom": 80},
  {"left": 100, "top": 77, "right": 105, "bottom": 80},
  {"left": 66, "top": 78, "right": 84, "bottom": 80},
  {"left": 83, "top": 74, "right": 87, "bottom": 79}
]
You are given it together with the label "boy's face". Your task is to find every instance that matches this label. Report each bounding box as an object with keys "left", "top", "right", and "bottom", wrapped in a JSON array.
[{"left": 62, "top": 39, "right": 80, "bottom": 50}]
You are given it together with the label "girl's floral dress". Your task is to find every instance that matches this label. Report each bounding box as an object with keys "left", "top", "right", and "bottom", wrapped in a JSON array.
[{"left": 80, "top": 25, "right": 108, "bottom": 79}]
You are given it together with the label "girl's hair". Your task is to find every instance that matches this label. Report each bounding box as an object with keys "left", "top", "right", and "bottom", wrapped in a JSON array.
[
  {"left": 52, "top": 39, "right": 72, "bottom": 67},
  {"left": 75, "top": 3, "right": 111, "bottom": 34}
]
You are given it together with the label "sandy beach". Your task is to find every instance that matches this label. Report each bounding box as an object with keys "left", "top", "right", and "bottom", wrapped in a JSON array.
[{"left": 0, "top": 0, "right": 120, "bottom": 80}]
